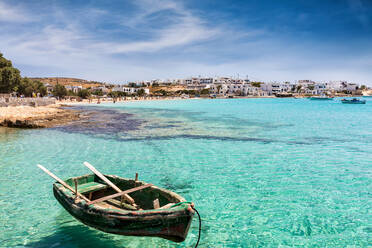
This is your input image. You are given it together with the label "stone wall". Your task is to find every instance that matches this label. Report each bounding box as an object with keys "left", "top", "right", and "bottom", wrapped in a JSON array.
[{"left": 0, "top": 97, "right": 56, "bottom": 107}]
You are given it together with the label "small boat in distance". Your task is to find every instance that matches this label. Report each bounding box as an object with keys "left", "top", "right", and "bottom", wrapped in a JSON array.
[
  {"left": 309, "top": 95, "right": 333, "bottom": 100},
  {"left": 275, "top": 93, "right": 293, "bottom": 98},
  {"left": 341, "top": 98, "right": 366, "bottom": 104},
  {"left": 37, "top": 163, "right": 196, "bottom": 243}
]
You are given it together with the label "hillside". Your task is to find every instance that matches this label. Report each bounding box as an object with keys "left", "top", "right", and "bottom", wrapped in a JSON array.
[
  {"left": 149, "top": 85, "right": 186, "bottom": 94},
  {"left": 30, "top": 77, "right": 104, "bottom": 88}
]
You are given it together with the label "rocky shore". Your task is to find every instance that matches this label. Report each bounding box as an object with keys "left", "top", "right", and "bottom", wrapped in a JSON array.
[{"left": 0, "top": 105, "right": 81, "bottom": 128}]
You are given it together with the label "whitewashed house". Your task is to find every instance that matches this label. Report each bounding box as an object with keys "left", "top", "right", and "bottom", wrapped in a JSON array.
[
  {"left": 112, "top": 85, "right": 149, "bottom": 95},
  {"left": 65, "top": 85, "right": 82, "bottom": 93}
]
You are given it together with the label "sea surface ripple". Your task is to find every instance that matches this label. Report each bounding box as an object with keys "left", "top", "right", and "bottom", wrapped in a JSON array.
[{"left": 0, "top": 98, "right": 371, "bottom": 247}]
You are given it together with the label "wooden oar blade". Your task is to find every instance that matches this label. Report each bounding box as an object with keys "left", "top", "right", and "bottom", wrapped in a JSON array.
[
  {"left": 83, "top": 161, "right": 135, "bottom": 205},
  {"left": 37, "top": 164, "right": 89, "bottom": 202}
]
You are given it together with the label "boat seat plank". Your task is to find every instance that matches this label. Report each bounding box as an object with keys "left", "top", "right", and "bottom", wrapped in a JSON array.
[
  {"left": 153, "top": 198, "right": 160, "bottom": 209},
  {"left": 88, "top": 184, "right": 153, "bottom": 205},
  {"left": 77, "top": 182, "right": 108, "bottom": 194},
  {"left": 106, "top": 199, "right": 138, "bottom": 210}
]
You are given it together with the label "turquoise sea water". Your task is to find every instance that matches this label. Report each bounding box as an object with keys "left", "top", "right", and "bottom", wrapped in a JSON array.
[{"left": 0, "top": 98, "right": 371, "bottom": 247}]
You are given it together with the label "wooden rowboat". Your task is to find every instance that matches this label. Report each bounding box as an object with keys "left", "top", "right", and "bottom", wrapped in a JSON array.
[
  {"left": 341, "top": 98, "right": 366, "bottom": 104},
  {"left": 309, "top": 96, "right": 333, "bottom": 100},
  {"left": 38, "top": 163, "right": 195, "bottom": 243}
]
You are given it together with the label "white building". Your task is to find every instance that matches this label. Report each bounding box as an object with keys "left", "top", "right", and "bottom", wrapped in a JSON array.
[
  {"left": 313, "top": 83, "right": 327, "bottom": 95},
  {"left": 199, "top": 78, "right": 214, "bottom": 84},
  {"left": 92, "top": 86, "right": 110, "bottom": 94},
  {"left": 44, "top": 83, "right": 54, "bottom": 94},
  {"left": 112, "top": 85, "right": 150, "bottom": 95},
  {"left": 327, "top": 81, "right": 346, "bottom": 91},
  {"left": 345, "top": 83, "right": 358, "bottom": 91},
  {"left": 242, "top": 84, "right": 266, "bottom": 96},
  {"left": 65, "top": 85, "right": 82, "bottom": 93},
  {"left": 327, "top": 81, "right": 359, "bottom": 92},
  {"left": 210, "top": 84, "right": 229, "bottom": 95},
  {"left": 259, "top": 82, "right": 293, "bottom": 95}
]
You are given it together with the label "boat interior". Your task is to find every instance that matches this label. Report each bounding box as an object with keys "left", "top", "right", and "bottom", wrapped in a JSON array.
[{"left": 63, "top": 174, "right": 181, "bottom": 211}]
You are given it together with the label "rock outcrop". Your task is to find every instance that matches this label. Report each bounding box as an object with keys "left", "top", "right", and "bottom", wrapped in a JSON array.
[{"left": 0, "top": 105, "right": 81, "bottom": 128}]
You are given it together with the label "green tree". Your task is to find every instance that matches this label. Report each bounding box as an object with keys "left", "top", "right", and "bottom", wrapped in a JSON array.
[
  {"left": 0, "top": 53, "right": 22, "bottom": 93},
  {"left": 53, "top": 84, "right": 67, "bottom": 98},
  {"left": 361, "top": 85, "right": 367, "bottom": 90},
  {"left": 18, "top": 78, "right": 47, "bottom": 97},
  {"left": 200, "top": 88, "right": 210, "bottom": 95},
  {"left": 296, "top": 85, "right": 302, "bottom": 92},
  {"left": 307, "top": 85, "right": 314, "bottom": 90},
  {"left": 0, "top": 53, "right": 49, "bottom": 95},
  {"left": 251, "top": 82, "right": 262, "bottom": 87},
  {"left": 108, "top": 91, "right": 118, "bottom": 98},
  {"left": 154, "top": 89, "right": 167, "bottom": 96},
  {"left": 136, "top": 88, "right": 145, "bottom": 96},
  {"left": 67, "top": 90, "right": 77, "bottom": 96},
  {"left": 0, "top": 53, "right": 12, "bottom": 68},
  {"left": 37, "top": 82, "right": 47, "bottom": 96},
  {"left": 78, "top": 89, "right": 91, "bottom": 99},
  {"left": 92, "top": 89, "right": 103, "bottom": 96},
  {"left": 109, "top": 91, "right": 127, "bottom": 97}
]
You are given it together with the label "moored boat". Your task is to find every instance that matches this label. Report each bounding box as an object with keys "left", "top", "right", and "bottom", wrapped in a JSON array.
[
  {"left": 341, "top": 98, "right": 366, "bottom": 104},
  {"left": 275, "top": 93, "right": 293, "bottom": 98},
  {"left": 37, "top": 163, "right": 196, "bottom": 243},
  {"left": 309, "top": 96, "right": 333, "bottom": 100}
]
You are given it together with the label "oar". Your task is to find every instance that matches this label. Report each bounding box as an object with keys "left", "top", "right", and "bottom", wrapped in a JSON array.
[
  {"left": 37, "top": 164, "right": 89, "bottom": 202},
  {"left": 83, "top": 162, "right": 135, "bottom": 205}
]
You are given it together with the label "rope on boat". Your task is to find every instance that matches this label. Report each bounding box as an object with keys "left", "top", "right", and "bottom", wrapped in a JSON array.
[
  {"left": 170, "top": 202, "right": 201, "bottom": 248},
  {"left": 191, "top": 205, "right": 201, "bottom": 248},
  {"left": 169, "top": 201, "right": 192, "bottom": 208}
]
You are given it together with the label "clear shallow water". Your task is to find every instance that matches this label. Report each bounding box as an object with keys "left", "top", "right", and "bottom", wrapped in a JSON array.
[{"left": 0, "top": 98, "right": 371, "bottom": 247}]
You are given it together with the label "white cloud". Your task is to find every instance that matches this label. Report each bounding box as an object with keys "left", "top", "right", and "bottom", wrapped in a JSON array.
[
  {"left": 0, "top": 1, "right": 31, "bottom": 22},
  {"left": 0, "top": 0, "right": 371, "bottom": 85},
  {"left": 94, "top": 0, "right": 220, "bottom": 53},
  {"left": 95, "top": 15, "right": 218, "bottom": 54},
  {"left": 1, "top": 0, "right": 220, "bottom": 55}
]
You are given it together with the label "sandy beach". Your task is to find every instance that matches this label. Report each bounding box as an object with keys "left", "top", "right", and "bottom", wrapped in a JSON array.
[
  {"left": 0, "top": 96, "right": 277, "bottom": 128},
  {"left": 57, "top": 95, "right": 278, "bottom": 105},
  {"left": 0, "top": 104, "right": 81, "bottom": 128}
]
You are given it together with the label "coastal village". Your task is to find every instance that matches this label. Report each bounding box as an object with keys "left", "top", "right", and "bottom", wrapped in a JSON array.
[
  {"left": 15, "top": 76, "right": 372, "bottom": 101},
  {"left": 0, "top": 51, "right": 371, "bottom": 128},
  {"left": 1, "top": 52, "right": 371, "bottom": 104}
]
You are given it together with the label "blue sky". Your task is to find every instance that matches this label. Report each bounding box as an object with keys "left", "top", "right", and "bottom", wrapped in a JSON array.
[{"left": 0, "top": 0, "right": 371, "bottom": 84}]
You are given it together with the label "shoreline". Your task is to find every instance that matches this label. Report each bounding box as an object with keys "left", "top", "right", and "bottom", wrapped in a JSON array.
[
  {"left": 0, "top": 104, "right": 81, "bottom": 128},
  {"left": 57, "top": 94, "right": 365, "bottom": 105},
  {"left": 0, "top": 95, "right": 366, "bottom": 129}
]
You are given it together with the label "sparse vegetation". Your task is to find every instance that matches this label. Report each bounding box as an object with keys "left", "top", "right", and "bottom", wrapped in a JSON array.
[
  {"left": 52, "top": 84, "right": 67, "bottom": 98},
  {"left": 78, "top": 89, "right": 91, "bottom": 99},
  {"left": 251, "top": 82, "right": 261, "bottom": 87},
  {"left": 136, "top": 88, "right": 145, "bottom": 96},
  {"left": 200, "top": 88, "right": 210, "bottom": 95}
]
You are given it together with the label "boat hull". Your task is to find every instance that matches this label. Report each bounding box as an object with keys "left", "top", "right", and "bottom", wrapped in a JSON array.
[
  {"left": 341, "top": 100, "right": 366, "bottom": 104},
  {"left": 53, "top": 178, "right": 194, "bottom": 242},
  {"left": 309, "top": 97, "right": 333, "bottom": 100}
]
